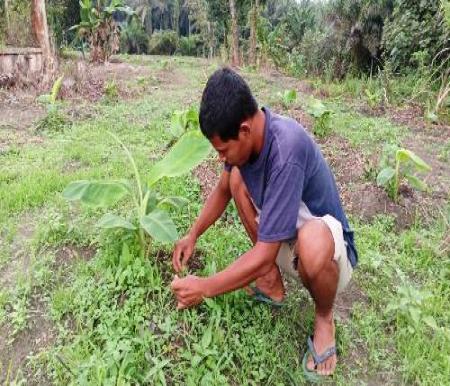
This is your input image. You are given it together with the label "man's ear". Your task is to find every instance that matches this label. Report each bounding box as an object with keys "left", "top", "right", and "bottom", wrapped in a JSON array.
[{"left": 239, "top": 120, "right": 251, "bottom": 136}]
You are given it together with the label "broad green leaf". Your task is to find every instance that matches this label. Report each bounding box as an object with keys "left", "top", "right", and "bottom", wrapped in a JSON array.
[
  {"left": 144, "top": 189, "right": 159, "bottom": 214},
  {"left": 148, "top": 130, "right": 211, "bottom": 185},
  {"left": 62, "top": 180, "right": 90, "bottom": 201},
  {"left": 140, "top": 209, "right": 178, "bottom": 242},
  {"left": 406, "top": 151, "right": 431, "bottom": 172},
  {"left": 169, "top": 111, "right": 185, "bottom": 137},
  {"left": 63, "top": 180, "right": 130, "bottom": 207},
  {"left": 405, "top": 174, "right": 428, "bottom": 191},
  {"left": 396, "top": 149, "right": 431, "bottom": 171},
  {"left": 306, "top": 98, "right": 330, "bottom": 118},
  {"left": 376, "top": 167, "right": 395, "bottom": 186},
  {"left": 96, "top": 213, "right": 136, "bottom": 230},
  {"left": 201, "top": 326, "right": 212, "bottom": 349},
  {"left": 157, "top": 196, "right": 189, "bottom": 209},
  {"left": 81, "top": 181, "right": 130, "bottom": 207}
]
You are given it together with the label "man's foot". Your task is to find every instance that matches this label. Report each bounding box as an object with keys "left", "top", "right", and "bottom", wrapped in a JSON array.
[
  {"left": 244, "top": 264, "right": 285, "bottom": 302},
  {"left": 306, "top": 313, "right": 337, "bottom": 376}
]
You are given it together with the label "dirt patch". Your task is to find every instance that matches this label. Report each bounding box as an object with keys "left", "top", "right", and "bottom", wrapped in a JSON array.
[
  {"left": 289, "top": 106, "right": 314, "bottom": 130},
  {"left": 0, "top": 296, "right": 55, "bottom": 385},
  {"left": 342, "top": 182, "right": 422, "bottom": 227},
  {"left": 155, "top": 249, "right": 206, "bottom": 285},
  {"left": 335, "top": 281, "right": 369, "bottom": 322},
  {"left": 0, "top": 217, "right": 36, "bottom": 290},
  {"left": 192, "top": 159, "right": 221, "bottom": 201},
  {"left": 320, "top": 134, "right": 368, "bottom": 184},
  {"left": 0, "top": 104, "right": 45, "bottom": 131},
  {"left": 54, "top": 244, "right": 97, "bottom": 268}
]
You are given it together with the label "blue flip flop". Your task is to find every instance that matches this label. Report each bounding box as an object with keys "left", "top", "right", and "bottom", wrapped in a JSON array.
[
  {"left": 247, "top": 285, "right": 284, "bottom": 308},
  {"left": 302, "top": 335, "right": 336, "bottom": 383}
]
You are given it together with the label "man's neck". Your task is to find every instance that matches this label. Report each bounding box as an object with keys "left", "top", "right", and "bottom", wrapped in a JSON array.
[{"left": 251, "top": 109, "right": 266, "bottom": 159}]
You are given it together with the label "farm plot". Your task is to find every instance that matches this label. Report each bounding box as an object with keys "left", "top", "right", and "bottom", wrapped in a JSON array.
[{"left": 0, "top": 55, "right": 449, "bottom": 385}]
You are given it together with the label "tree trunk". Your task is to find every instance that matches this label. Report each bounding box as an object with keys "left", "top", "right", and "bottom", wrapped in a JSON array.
[
  {"left": 174, "top": 0, "right": 180, "bottom": 36},
  {"left": 249, "top": 0, "right": 259, "bottom": 66},
  {"left": 4, "top": 0, "right": 9, "bottom": 35},
  {"left": 31, "top": 0, "right": 57, "bottom": 78},
  {"left": 229, "top": 0, "right": 240, "bottom": 66}
]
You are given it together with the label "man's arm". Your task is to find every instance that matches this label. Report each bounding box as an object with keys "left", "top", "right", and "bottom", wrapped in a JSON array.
[
  {"left": 188, "top": 169, "right": 232, "bottom": 240},
  {"left": 203, "top": 241, "right": 281, "bottom": 297},
  {"left": 171, "top": 241, "right": 280, "bottom": 308},
  {"left": 173, "top": 169, "right": 232, "bottom": 272}
]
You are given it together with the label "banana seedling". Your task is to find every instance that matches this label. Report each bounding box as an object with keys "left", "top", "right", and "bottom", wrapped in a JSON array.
[{"left": 63, "top": 129, "right": 211, "bottom": 257}]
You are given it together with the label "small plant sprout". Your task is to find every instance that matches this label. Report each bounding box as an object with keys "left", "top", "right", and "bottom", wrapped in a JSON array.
[
  {"left": 37, "top": 75, "right": 64, "bottom": 105},
  {"left": 169, "top": 106, "right": 200, "bottom": 139},
  {"left": 377, "top": 145, "right": 432, "bottom": 202},
  {"left": 277, "top": 89, "right": 297, "bottom": 108},
  {"left": 35, "top": 75, "right": 67, "bottom": 133},
  {"left": 306, "top": 98, "right": 333, "bottom": 138},
  {"left": 62, "top": 129, "right": 211, "bottom": 258}
]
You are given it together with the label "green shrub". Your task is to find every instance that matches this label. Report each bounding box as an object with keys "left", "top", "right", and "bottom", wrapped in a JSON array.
[
  {"left": 120, "top": 18, "right": 149, "bottom": 54},
  {"left": 178, "top": 34, "right": 204, "bottom": 56},
  {"left": 382, "top": 0, "right": 449, "bottom": 72},
  {"left": 148, "top": 31, "right": 179, "bottom": 55}
]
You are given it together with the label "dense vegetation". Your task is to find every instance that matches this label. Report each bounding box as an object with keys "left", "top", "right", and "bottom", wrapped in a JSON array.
[{"left": 0, "top": 1, "right": 449, "bottom": 384}]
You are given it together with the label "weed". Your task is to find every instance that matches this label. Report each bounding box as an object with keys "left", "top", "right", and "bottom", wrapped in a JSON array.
[
  {"left": 104, "top": 79, "right": 119, "bottom": 104},
  {"left": 277, "top": 89, "right": 297, "bottom": 108},
  {"left": 35, "top": 108, "right": 68, "bottom": 133}
]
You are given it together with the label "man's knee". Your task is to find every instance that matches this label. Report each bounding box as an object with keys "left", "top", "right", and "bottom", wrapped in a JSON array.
[{"left": 296, "top": 219, "right": 335, "bottom": 280}]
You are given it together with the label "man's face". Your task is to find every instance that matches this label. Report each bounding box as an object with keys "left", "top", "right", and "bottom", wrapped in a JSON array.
[{"left": 210, "top": 127, "right": 253, "bottom": 167}]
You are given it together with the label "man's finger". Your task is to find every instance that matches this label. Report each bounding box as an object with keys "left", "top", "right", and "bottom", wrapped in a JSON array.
[
  {"left": 170, "top": 275, "right": 181, "bottom": 291},
  {"left": 172, "top": 248, "right": 181, "bottom": 272}
]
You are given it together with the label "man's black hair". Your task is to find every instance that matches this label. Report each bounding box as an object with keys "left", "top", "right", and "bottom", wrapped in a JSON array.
[{"left": 199, "top": 67, "right": 258, "bottom": 141}]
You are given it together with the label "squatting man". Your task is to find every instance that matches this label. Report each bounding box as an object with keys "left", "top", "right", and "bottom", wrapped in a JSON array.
[{"left": 170, "top": 68, "right": 358, "bottom": 379}]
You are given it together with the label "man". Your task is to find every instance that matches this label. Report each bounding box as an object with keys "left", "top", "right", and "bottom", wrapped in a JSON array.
[{"left": 171, "top": 67, "right": 358, "bottom": 379}]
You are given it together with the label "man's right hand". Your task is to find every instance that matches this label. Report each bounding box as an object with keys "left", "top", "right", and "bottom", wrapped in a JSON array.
[{"left": 172, "top": 234, "right": 196, "bottom": 273}]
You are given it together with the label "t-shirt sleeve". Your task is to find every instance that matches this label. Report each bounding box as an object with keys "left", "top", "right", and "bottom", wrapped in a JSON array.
[{"left": 257, "top": 162, "right": 304, "bottom": 242}]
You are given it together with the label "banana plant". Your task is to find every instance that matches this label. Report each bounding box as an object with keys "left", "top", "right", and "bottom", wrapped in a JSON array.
[
  {"left": 63, "top": 129, "right": 211, "bottom": 257},
  {"left": 306, "top": 98, "right": 333, "bottom": 138},
  {"left": 169, "top": 106, "right": 200, "bottom": 138},
  {"left": 377, "top": 146, "right": 431, "bottom": 202}
]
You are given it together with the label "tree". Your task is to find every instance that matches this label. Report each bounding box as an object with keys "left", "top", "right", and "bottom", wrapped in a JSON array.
[
  {"left": 229, "top": 0, "right": 239, "bottom": 66},
  {"left": 31, "top": 0, "right": 57, "bottom": 78},
  {"left": 249, "top": 0, "right": 259, "bottom": 65}
]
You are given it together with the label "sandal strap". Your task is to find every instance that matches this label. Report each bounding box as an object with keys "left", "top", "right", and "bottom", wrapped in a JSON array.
[{"left": 307, "top": 336, "right": 336, "bottom": 366}]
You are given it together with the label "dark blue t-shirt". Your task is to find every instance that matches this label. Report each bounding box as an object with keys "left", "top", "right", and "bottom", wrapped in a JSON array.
[{"left": 226, "top": 108, "right": 358, "bottom": 267}]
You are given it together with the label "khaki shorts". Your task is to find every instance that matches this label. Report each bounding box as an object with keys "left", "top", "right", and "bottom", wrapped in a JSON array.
[{"left": 273, "top": 215, "right": 353, "bottom": 293}]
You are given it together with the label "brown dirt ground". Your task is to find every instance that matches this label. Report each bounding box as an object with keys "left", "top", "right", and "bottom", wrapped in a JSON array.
[{"left": 0, "top": 235, "right": 96, "bottom": 383}]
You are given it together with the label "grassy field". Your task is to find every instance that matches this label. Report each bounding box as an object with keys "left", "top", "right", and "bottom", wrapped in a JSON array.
[{"left": 0, "top": 55, "right": 449, "bottom": 385}]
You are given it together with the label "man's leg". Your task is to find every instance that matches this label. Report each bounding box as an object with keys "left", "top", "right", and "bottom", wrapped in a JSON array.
[
  {"left": 229, "top": 167, "right": 284, "bottom": 302},
  {"left": 296, "top": 219, "right": 338, "bottom": 376}
]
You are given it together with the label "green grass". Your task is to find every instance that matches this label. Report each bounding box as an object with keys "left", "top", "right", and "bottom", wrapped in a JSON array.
[{"left": 0, "top": 55, "right": 448, "bottom": 385}]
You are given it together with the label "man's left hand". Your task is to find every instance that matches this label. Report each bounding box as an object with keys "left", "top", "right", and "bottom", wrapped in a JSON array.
[{"left": 171, "top": 274, "right": 207, "bottom": 309}]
